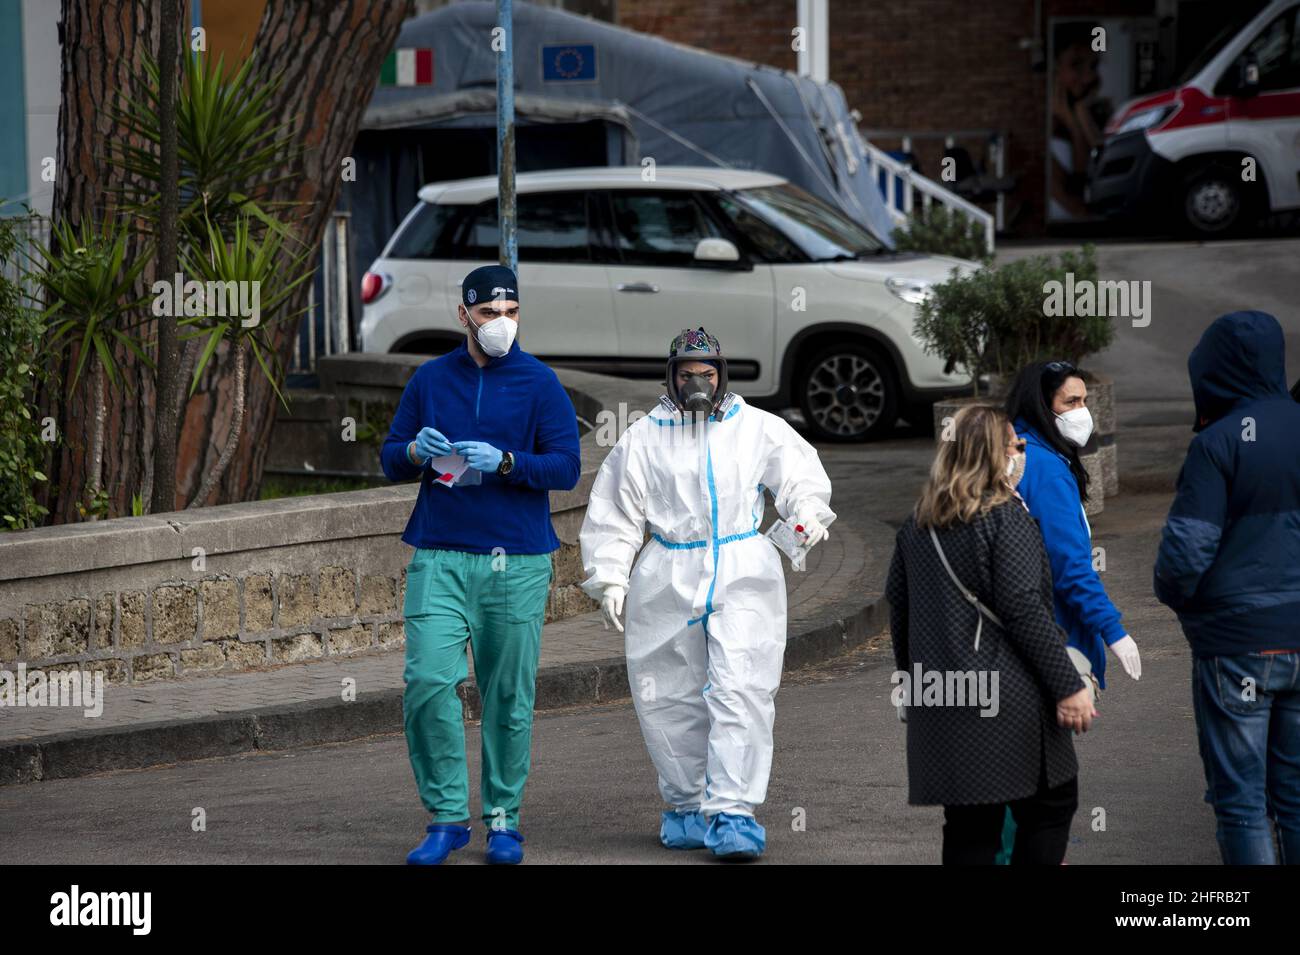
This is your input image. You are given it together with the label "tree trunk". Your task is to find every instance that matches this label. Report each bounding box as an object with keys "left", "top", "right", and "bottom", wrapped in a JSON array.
[
  {"left": 189, "top": 336, "right": 245, "bottom": 509},
  {"left": 45, "top": 0, "right": 164, "bottom": 524},
  {"left": 46, "top": 0, "right": 411, "bottom": 522},
  {"left": 88, "top": 353, "right": 105, "bottom": 520},
  {"left": 149, "top": 0, "right": 183, "bottom": 515},
  {"left": 174, "top": 0, "right": 412, "bottom": 508}
]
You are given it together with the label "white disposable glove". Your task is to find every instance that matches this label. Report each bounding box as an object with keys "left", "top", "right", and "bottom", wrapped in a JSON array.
[
  {"left": 793, "top": 506, "right": 829, "bottom": 548},
  {"left": 600, "top": 585, "right": 626, "bottom": 633},
  {"left": 1109, "top": 634, "right": 1141, "bottom": 680}
]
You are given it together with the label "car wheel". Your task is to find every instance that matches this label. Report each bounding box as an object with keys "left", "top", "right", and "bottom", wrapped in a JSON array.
[
  {"left": 797, "top": 342, "right": 898, "bottom": 442},
  {"left": 1179, "top": 165, "right": 1254, "bottom": 237}
]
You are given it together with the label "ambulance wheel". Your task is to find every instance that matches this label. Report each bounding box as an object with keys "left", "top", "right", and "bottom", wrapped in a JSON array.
[{"left": 1178, "top": 163, "right": 1258, "bottom": 238}]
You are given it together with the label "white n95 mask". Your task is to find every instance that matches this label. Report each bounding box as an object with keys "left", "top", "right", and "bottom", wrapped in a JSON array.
[
  {"left": 469, "top": 314, "right": 518, "bottom": 358},
  {"left": 1055, "top": 406, "right": 1094, "bottom": 447}
]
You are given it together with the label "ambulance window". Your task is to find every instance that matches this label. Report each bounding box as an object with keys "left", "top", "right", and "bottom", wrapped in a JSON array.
[{"left": 1239, "top": 7, "right": 1300, "bottom": 92}]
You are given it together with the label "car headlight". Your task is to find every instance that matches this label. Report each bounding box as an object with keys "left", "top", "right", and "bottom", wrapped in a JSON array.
[
  {"left": 1115, "top": 104, "right": 1176, "bottom": 135},
  {"left": 886, "top": 276, "right": 934, "bottom": 305}
]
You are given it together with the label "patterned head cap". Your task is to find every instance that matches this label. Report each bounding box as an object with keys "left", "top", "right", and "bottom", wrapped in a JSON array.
[{"left": 668, "top": 327, "right": 722, "bottom": 359}]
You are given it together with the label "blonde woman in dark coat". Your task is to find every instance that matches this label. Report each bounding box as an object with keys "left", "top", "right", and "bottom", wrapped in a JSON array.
[{"left": 886, "top": 404, "right": 1095, "bottom": 865}]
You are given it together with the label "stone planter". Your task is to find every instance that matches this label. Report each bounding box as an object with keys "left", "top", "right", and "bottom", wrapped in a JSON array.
[
  {"left": 1082, "top": 371, "right": 1118, "bottom": 498},
  {"left": 931, "top": 393, "right": 995, "bottom": 441}
]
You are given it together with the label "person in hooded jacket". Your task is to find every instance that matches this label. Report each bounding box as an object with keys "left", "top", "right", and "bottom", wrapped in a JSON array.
[{"left": 1155, "top": 310, "right": 1300, "bottom": 865}]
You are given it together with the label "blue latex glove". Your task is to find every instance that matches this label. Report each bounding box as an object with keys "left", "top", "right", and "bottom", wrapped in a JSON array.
[
  {"left": 414, "top": 427, "right": 454, "bottom": 462},
  {"left": 452, "top": 440, "right": 503, "bottom": 473}
]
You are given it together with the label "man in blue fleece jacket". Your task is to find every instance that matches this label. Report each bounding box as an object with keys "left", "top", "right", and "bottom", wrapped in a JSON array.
[
  {"left": 1155, "top": 310, "right": 1300, "bottom": 865},
  {"left": 380, "top": 265, "right": 580, "bottom": 865}
]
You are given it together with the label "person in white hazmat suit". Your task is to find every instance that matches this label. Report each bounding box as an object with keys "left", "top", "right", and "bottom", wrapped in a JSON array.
[{"left": 579, "top": 327, "right": 835, "bottom": 859}]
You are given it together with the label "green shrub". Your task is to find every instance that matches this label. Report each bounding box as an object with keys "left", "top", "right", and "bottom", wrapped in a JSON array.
[
  {"left": 915, "top": 244, "right": 1111, "bottom": 394},
  {"left": 0, "top": 209, "right": 53, "bottom": 530},
  {"left": 891, "top": 205, "right": 992, "bottom": 264}
]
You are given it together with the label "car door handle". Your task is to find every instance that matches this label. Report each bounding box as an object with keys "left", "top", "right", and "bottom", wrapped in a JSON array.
[{"left": 617, "top": 282, "right": 659, "bottom": 293}]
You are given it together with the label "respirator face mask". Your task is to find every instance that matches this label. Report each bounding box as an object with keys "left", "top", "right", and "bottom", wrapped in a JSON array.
[
  {"left": 465, "top": 308, "right": 518, "bottom": 358},
  {"left": 679, "top": 372, "right": 716, "bottom": 415}
]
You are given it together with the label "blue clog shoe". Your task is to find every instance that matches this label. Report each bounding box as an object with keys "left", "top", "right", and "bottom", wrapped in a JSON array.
[
  {"left": 486, "top": 827, "right": 525, "bottom": 865},
  {"left": 660, "top": 809, "right": 708, "bottom": 849},
  {"left": 406, "top": 823, "right": 471, "bottom": 865},
  {"left": 704, "top": 812, "right": 765, "bottom": 859}
]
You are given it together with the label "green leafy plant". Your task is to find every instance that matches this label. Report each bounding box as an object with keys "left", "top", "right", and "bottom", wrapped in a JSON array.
[
  {"left": 32, "top": 217, "right": 153, "bottom": 517},
  {"left": 892, "top": 205, "right": 993, "bottom": 264},
  {"left": 105, "top": 48, "right": 313, "bottom": 512},
  {"left": 108, "top": 50, "right": 300, "bottom": 243},
  {"left": 0, "top": 207, "right": 53, "bottom": 530},
  {"left": 915, "top": 244, "right": 1109, "bottom": 395},
  {"left": 180, "top": 214, "right": 314, "bottom": 508}
]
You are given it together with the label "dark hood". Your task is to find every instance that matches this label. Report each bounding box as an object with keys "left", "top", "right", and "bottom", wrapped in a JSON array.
[{"left": 1188, "top": 310, "right": 1289, "bottom": 433}]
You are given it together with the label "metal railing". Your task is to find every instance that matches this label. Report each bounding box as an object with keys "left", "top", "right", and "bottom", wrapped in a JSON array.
[
  {"left": 292, "top": 211, "right": 353, "bottom": 374},
  {"left": 859, "top": 132, "right": 998, "bottom": 255},
  {"left": 3, "top": 214, "right": 50, "bottom": 298}
]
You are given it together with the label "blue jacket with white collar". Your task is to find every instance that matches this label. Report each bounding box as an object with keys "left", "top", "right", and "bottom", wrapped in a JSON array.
[
  {"left": 1014, "top": 419, "right": 1125, "bottom": 687},
  {"left": 380, "top": 338, "right": 581, "bottom": 554}
]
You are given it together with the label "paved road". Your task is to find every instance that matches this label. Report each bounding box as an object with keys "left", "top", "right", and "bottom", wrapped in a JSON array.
[
  {"left": 6, "top": 237, "right": 1288, "bottom": 864},
  {"left": 0, "top": 485, "right": 1217, "bottom": 865}
]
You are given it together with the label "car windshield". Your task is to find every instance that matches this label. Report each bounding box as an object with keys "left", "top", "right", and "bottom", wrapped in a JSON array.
[{"left": 724, "top": 183, "right": 885, "bottom": 260}]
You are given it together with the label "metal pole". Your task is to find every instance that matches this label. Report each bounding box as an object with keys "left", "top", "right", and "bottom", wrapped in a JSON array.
[
  {"left": 497, "top": 0, "right": 517, "bottom": 273},
  {"left": 334, "top": 214, "right": 350, "bottom": 354}
]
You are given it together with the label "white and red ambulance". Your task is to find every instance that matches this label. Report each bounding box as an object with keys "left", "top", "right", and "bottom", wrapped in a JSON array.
[{"left": 1086, "top": 1, "right": 1300, "bottom": 236}]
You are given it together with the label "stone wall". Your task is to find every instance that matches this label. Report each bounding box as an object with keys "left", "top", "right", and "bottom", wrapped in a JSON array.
[{"left": 0, "top": 365, "right": 662, "bottom": 685}]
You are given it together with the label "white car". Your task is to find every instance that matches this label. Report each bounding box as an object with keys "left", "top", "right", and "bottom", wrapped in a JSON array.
[{"left": 359, "top": 166, "right": 972, "bottom": 441}]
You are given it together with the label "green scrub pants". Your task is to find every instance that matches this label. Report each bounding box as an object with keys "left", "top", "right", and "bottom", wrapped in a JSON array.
[{"left": 402, "top": 548, "right": 553, "bottom": 829}]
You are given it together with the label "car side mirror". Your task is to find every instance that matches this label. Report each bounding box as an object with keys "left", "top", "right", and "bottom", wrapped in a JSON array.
[
  {"left": 694, "top": 237, "right": 740, "bottom": 262},
  {"left": 1237, "top": 55, "right": 1261, "bottom": 97}
]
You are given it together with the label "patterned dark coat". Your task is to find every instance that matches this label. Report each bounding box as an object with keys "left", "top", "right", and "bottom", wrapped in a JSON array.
[{"left": 886, "top": 499, "right": 1085, "bottom": 806}]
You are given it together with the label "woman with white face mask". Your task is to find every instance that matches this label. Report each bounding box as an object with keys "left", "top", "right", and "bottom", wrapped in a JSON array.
[
  {"left": 997, "top": 361, "right": 1138, "bottom": 865},
  {"left": 1004, "top": 361, "right": 1140, "bottom": 691}
]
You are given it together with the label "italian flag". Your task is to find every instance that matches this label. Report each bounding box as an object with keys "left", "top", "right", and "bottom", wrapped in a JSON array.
[{"left": 380, "top": 48, "right": 433, "bottom": 87}]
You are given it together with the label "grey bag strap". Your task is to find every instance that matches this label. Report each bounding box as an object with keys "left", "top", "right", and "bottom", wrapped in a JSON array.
[{"left": 928, "top": 526, "right": 1002, "bottom": 650}]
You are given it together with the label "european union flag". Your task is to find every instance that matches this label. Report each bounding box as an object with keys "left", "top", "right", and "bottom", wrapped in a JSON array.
[{"left": 542, "top": 44, "right": 597, "bottom": 82}]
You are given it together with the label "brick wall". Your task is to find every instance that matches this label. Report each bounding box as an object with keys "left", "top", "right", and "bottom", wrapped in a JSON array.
[{"left": 619, "top": 0, "right": 1158, "bottom": 234}]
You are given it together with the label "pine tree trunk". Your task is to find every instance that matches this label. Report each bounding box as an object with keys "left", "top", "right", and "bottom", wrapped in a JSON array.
[
  {"left": 45, "top": 0, "right": 411, "bottom": 521},
  {"left": 189, "top": 337, "right": 245, "bottom": 509},
  {"left": 88, "top": 353, "right": 105, "bottom": 520},
  {"left": 45, "top": 0, "right": 164, "bottom": 523},
  {"left": 149, "top": 0, "right": 183, "bottom": 515},
  {"left": 175, "top": 0, "right": 412, "bottom": 508}
]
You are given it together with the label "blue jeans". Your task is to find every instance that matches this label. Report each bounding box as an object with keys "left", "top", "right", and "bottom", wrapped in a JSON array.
[{"left": 1192, "top": 651, "right": 1300, "bottom": 864}]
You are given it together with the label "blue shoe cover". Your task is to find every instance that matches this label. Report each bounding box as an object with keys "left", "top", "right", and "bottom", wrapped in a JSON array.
[
  {"left": 660, "top": 809, "right": 708, "bottom": 849},
  {"left": 705, "top": 812, "right": 766, "bottom": 859},
  {"left": 486, "top": 827, "right": 525, "bottom": 864},
  {"left": 406, "top": 823, "right": 470, "bottom": 865}
]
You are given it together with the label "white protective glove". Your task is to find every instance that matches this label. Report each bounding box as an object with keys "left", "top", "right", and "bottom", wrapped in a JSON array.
[
  {"left": 1109, "top": 634, "right": 1141, "bottom": 680},
  {"left": 600, "top": 585, "right": 626, "bottom": 633},
  {"left": 793, "top": 503, "right": 829, "bottom": 549}
]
